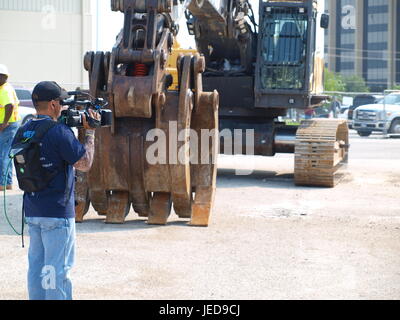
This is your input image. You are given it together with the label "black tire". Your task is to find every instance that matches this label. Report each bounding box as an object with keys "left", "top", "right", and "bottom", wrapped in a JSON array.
[
  {"left": 389, "top": 119, "right": 400, "bottom": 134},
  {"left": 22, "top": 114, "right": 35, "bottom": 125},
  {"left": 357, "top": 130, "right": 372, "bottom": 137}
]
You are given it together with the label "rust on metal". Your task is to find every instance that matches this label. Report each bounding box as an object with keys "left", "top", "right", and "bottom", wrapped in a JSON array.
[{"left": 75, "top": 0, "right": 219, "bottom": 227}]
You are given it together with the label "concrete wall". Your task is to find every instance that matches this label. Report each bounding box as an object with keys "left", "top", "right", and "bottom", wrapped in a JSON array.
[{"left": 0, "top": 0, "right": 93, "bottom": 90}]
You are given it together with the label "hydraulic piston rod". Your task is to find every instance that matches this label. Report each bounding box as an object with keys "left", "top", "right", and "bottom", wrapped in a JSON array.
[{"left": 274, "top": 126, "right": 297, "bottom": 154}]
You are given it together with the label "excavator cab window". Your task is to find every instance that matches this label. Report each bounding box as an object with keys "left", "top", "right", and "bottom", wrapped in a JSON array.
[{"left": 259, "top": 7, "right": 308, "bottom": 90}]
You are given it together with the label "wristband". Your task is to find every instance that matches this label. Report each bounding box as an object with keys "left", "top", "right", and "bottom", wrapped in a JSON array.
[{"left": 85, "top": 130, "right": 95, "bottom": 137}]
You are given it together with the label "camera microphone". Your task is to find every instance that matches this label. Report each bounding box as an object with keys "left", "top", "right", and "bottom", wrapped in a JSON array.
[{"left": 67, "top": 91, "right": 81, "bottom": 96}]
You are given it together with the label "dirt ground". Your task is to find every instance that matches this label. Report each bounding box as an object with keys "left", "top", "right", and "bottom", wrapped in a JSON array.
[{"left": 1, "top": 131, "right": 400, "bottom": 300}]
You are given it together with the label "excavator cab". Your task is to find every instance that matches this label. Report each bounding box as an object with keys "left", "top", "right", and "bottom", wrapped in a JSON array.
[
  {"left": 260, "top": 12, "right": 308, "bottom": 90},
  {"left": 255, "top": 0, "right": 328, "bottom": 109}
]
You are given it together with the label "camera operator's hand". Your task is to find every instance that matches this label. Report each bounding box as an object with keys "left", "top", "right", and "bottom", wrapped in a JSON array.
[
  {"left": 76, "top": 110, "right": 98, "bottom": 173},
  {"left": 82, "top": 109, "right": 101, "bottom": 130}
]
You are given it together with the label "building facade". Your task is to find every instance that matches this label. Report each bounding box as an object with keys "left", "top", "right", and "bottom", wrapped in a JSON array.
[
  {"left": 0, "top": 0, "right": 94, "bottom": 90},
  {"left": 325, "top": 0, "right": 400, "bottom": 91}
]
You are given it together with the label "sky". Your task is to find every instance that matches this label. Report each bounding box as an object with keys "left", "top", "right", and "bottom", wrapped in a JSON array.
[
  {"left": 94, "top": 0, "right": 260, "bottom": 51},
  {"left": 94, "top": 0, "right": 196, "bottom": 51}
]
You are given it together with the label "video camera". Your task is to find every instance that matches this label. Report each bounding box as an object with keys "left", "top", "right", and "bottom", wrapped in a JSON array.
[{"left": 59, "top": 91, "right": 112, "bottom": 128}]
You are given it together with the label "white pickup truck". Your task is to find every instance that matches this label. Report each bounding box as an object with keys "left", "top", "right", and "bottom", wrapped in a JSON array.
[{"left": 352, "top": 92, "right": 400, "bottom": 137}]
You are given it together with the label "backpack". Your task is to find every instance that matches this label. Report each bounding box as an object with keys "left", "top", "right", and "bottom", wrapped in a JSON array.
[{"left": 11, "top": 120, "right": 59, "bottom": 193}]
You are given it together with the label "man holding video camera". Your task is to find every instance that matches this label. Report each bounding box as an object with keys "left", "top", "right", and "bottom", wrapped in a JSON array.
[{"left": 19, "top": 81, "right": 100, "bottom": 300}]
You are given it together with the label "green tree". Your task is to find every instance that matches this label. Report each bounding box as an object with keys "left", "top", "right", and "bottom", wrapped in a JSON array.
[
  {"left": 324, "top": 68, "right": 345, "bottom": 92},
  {"left": 390, "top": 84, "right": 400, "bottom": 90},
  {"left": 342, "top": 75, "right": 370, "bottom": 93}
]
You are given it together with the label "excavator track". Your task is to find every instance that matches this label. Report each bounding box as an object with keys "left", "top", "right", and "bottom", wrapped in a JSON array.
[{"left": 294, "top": 119, "right": 349, "bottom": 188}]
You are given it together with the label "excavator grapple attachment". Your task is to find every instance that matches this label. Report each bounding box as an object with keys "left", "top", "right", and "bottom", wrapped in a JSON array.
[{"left": 75, "top": 53, "right": 219, "bottom": 226}]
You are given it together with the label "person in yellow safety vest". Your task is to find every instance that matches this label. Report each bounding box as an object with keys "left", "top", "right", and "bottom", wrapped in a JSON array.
[{"left": 0, "top": 64, "right": 21, "bottom": 191}]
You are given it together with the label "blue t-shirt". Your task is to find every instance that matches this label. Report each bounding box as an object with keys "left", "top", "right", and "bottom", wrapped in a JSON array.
[{"left": 17, "top": 116, "right": 86, "bottom": 218}]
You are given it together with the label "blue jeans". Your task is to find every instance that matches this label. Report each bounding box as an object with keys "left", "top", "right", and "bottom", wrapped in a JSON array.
[
  {"left": 0, "top": 122, "right": 20, "bottom": 186},
  {"left": 26, "top": 217, "right": 76, "bottom": 300}
]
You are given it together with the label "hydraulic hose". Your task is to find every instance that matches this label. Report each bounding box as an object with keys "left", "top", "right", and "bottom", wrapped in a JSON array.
[{"left": 2, "top": 157, "right": 24, "bottom": 238}]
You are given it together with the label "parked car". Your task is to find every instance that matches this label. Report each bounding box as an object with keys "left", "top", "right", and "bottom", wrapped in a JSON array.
[
  {"left": 353, "top": 92, "right": 400, "bottom": 137},
  {"left": 313, "top": 106, "right": 330, "bottom": 118},
  {"left": 347, "top": 94, "right": 383, "bottom": 128},
  {"left": 15, "top": 87, "right": 36, "bottom": 125},
  {"left": 15, "top": 87, "right": 33, "bottom": 108}
]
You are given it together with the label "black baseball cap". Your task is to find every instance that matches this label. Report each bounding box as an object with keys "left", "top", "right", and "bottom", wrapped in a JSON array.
[{"left": 32, "top": 81, "right": 70, "bottom": 103}]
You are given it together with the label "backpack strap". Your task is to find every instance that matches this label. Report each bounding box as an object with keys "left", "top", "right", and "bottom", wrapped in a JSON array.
[
  {"left": 30, "top": 120, "right": 58, "bottom": 143},
  {"left": 13, "top": 127, "right": 25, "bottom": 146},
  {"left": 12, "top": 120, "right": 58, "bottom": 151}
]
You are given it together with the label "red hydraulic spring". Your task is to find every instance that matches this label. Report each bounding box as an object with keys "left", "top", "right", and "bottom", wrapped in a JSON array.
[{"left": 131, "top": 63, "right": 148, "bottom": 77}]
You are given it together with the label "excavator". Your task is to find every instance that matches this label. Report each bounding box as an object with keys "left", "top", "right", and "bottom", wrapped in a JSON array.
[{"left": 75, "top": 0, "right": 349, "bottom": 226}]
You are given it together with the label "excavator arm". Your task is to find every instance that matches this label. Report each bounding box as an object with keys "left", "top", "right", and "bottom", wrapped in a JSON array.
[{"left": 185, "top": 0, "right": 257, "bottom": 73}]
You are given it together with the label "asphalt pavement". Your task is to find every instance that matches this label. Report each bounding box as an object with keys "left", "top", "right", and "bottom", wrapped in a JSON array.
[{"left": 1, "top": 130, "right": 399, "bottom": 300}]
